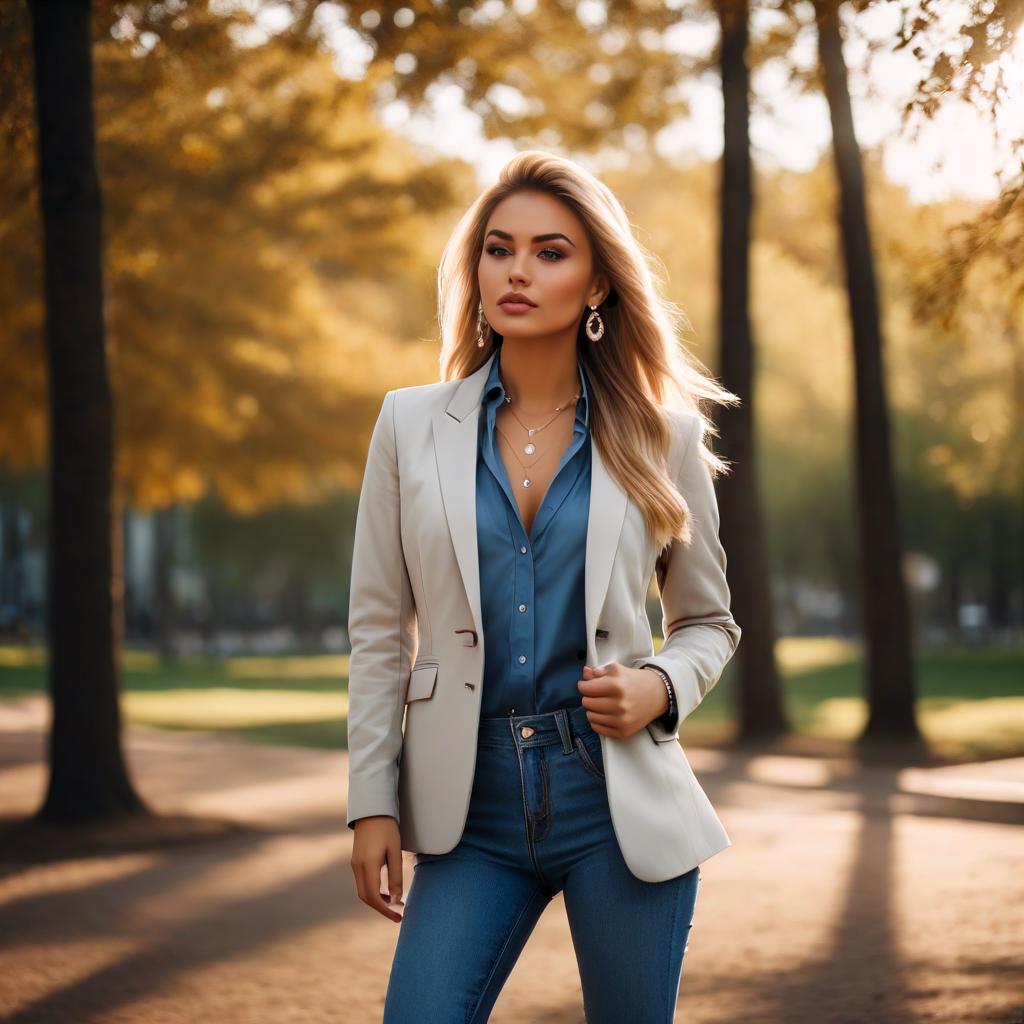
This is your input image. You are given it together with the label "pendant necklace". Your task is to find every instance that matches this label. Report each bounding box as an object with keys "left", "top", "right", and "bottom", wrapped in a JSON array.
[
  {"left": 497, "top": 384, "right": 580, "bottom": 489},
  {"left": 495, "top": 420, "right": 562, "bottom": 489}
]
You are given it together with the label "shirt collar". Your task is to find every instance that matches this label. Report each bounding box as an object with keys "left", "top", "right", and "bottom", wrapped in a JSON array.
[{"left": 481, "top": 349, "right": 590, "bottom": 429}]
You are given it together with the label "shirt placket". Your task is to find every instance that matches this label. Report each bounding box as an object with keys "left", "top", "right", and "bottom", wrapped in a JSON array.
[
  {"left": 482, "top": 400, "right": 536, "bottom": 713},
  {"left": 506, "top": 502, "right": 535, "bottom": 713}
]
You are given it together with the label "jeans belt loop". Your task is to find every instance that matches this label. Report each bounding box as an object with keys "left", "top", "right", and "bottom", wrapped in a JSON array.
[{"left": 554, "top": 708, "right": 574, "bottom": 755}]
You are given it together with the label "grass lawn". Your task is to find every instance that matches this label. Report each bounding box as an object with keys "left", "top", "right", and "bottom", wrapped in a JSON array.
[{"left": 1, "top": 638, "right": 1021, "bottom": 761}]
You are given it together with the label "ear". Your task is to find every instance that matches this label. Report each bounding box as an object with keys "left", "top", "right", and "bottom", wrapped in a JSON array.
[{"left": 588, "top": 270, "right": 611, "bottom": 307}]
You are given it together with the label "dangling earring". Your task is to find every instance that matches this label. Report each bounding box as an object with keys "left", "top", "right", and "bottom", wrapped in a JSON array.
[
  {"left": 476, "top": 302, "right": 490, "bottom": 348},
  {"left": 585, "top": 303, "right": 605, "bottom": 342}
]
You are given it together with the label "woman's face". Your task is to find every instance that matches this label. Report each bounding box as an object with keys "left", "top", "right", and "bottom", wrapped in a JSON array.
[{"left": 478, "top": 190, "right": 607, "bottom": 343}]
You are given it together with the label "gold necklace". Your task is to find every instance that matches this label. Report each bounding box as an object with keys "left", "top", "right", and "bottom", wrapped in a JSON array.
[
  {"left": 495, "top": 414, "right": 568, "bottom": 482},
  {"left": 498, "top": 431, "right": 562, "bottom": 490},
  {"left": 496, "top": 407, "right": 573, "bottom": 488},
  {"left": 499, "top": 383, "right": 580, "bottom": 458}
]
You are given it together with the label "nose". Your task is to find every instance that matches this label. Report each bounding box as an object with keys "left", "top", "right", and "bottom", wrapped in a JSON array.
[{"left": 509, "top": 260, "right": 530, "bottom": 285}]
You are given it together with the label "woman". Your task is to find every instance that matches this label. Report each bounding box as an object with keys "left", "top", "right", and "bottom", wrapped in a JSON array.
[{"left": 347, "top": 150, "right": 742, "bottom": 1023}]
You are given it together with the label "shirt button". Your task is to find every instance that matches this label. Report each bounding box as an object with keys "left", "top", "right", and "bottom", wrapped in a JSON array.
[
  {"left": 518, "top": 655, "right": 527, "bottom": 664},
  {"left": 520, "top": 545, "right": 527, "bottom": 554},
  {"left": 518, "top": 604, "right": 527, "bottom": 612}
]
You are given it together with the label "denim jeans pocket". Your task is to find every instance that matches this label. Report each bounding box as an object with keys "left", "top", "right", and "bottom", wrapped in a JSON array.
[{"left": 574, "top": 732, "right": 606, "bottom": 781}]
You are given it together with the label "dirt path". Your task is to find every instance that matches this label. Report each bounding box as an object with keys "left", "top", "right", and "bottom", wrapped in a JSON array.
[{"left": 0, "top": 697, "right": 1021, "bottom": 1024}]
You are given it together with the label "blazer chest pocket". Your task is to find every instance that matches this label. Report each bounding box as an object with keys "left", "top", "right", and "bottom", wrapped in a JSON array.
[{"left": 406, "top": 658, "right": 439, "bottom": 703}]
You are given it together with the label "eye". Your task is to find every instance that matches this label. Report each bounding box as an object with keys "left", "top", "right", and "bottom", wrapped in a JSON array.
[{"left": 484, "top": 245, "right": 565, "bottom": 261}]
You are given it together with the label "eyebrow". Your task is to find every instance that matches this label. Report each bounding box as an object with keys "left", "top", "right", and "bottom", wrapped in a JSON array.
[{"left": 485, "top": 229, "right": 576, "bottom": 248}]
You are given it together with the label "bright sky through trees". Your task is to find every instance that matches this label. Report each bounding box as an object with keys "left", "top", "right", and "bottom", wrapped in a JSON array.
[{"left": 292, "top": 0, "right": 1024, "bottom": 203}]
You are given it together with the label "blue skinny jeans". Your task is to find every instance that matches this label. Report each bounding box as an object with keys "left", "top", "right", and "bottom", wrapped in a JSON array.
[{"left": 382, "top": 704, "right": 701, "bottom": 1023}]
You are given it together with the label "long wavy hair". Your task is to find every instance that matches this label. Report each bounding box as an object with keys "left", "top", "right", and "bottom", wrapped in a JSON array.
[{"left": 437, "top": 150, "right": 740, "bottom": 552}]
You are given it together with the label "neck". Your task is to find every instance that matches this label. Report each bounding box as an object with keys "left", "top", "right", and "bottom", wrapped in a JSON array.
[{"left": 497, "top": 341, "right": 579, "bottom": 414}]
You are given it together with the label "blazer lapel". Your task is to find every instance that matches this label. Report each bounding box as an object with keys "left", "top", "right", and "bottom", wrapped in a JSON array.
[
  {"left": 585, "top": 435, "right": 628, "bottom": 664},
  {"left": 432, "top": 350, "right": 628, "bottom": 666}
]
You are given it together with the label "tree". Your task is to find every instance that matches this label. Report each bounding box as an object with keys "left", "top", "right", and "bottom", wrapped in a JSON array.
[
  {"left": 26, "top": 0, "right": 146, "bottom": 820},
  {"left": 716, "top": 0, "right": 788, "bottom": 738},
  {"left": 813, "top": 0, "right": 921, "bottom": 740}
]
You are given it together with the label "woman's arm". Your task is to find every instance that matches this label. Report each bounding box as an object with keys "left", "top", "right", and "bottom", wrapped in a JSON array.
[
  {"left": 634, "top": 412, "right": 742, "bottom": 743},
  {"left": 346, "top": 389, "right": 417, "bottom": 826}
]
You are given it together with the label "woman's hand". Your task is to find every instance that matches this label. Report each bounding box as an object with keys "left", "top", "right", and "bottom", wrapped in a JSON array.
[
  {"left": 351, "top": 815, "right": 405, "bottom": 923},
  {"left": 577, "top": 662, "right": 670, "bottom": 739}
]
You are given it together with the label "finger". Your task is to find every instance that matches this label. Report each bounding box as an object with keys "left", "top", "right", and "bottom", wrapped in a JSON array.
[
  {"left": 580, "top": 693, "right": 619, "bottom": 712},
  {"left": 376, "top": 859, "right": 404, "bottom": 922},
  {"left": 578, "top": 677, "right": 618, "bottom": 698},
  {"left": 385, "top": 843, "right": 405, "bottom": 909},
  {"left": 585, "top": 710, "right": 625, "bottom": 732},
  {"left": 351, "top": 857, "right": 367, "bottom": 904},
  {"left": 361, "top": 859, "right": 402, "bottom": 923}
]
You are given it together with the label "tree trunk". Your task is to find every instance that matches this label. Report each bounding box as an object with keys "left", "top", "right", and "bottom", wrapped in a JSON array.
[
  {"left": 990, "top": 506, "right": 1011, "bottom": 631},
  {"left": 815, "top": 0, "right": 920, "bottom": 739},
  {"left": 947, "top": 552, "right": 961, "bottom": 635},
  {"left": 717, "top": 0, "right": 788, "bottom": 738},
  {"left": 28, "top": 0, "right": 149, "bottom": 821},
  {"left": 0, "top": 503, "right": 27, "bottom": 636},
  {"left": 154, "top": 505, "right": 178, "bottom": 663}
]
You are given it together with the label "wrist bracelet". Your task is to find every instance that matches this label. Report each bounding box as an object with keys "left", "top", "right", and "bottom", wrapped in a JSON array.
[{"left": 644, "top": 664, "right": 675, "bottom": 722}]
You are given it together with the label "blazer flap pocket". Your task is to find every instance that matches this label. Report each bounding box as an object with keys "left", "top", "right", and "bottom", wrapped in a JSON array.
[{"left": 406, "top": 661, "right": 438, "bottom": 703}]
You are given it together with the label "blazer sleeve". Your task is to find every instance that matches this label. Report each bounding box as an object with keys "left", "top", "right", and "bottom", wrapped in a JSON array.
[
  {"left": 633, "top": 411, "right": 742, "bottom": 744},
  {"left": 346, "top": 389, "right": 417, "bottom": 828}
]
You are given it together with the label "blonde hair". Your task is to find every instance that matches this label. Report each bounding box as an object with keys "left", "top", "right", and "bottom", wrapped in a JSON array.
[{"left": 437, "top": 150, "right": 740, "bottom": 552}]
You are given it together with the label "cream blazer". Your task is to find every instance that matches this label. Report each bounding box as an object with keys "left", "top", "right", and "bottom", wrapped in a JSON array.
[{"left": 346, "top": 350, "right": 742, "bottom": 882}]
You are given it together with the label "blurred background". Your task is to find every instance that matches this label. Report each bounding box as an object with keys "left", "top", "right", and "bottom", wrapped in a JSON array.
[{"left": 0, "top": 2, "right": 1021, "bottom": 1023}]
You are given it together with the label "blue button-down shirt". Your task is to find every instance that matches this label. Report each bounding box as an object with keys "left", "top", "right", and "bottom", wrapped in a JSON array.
[{"left": 476, "top": 349, "right": 591, "bottom": 717}]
